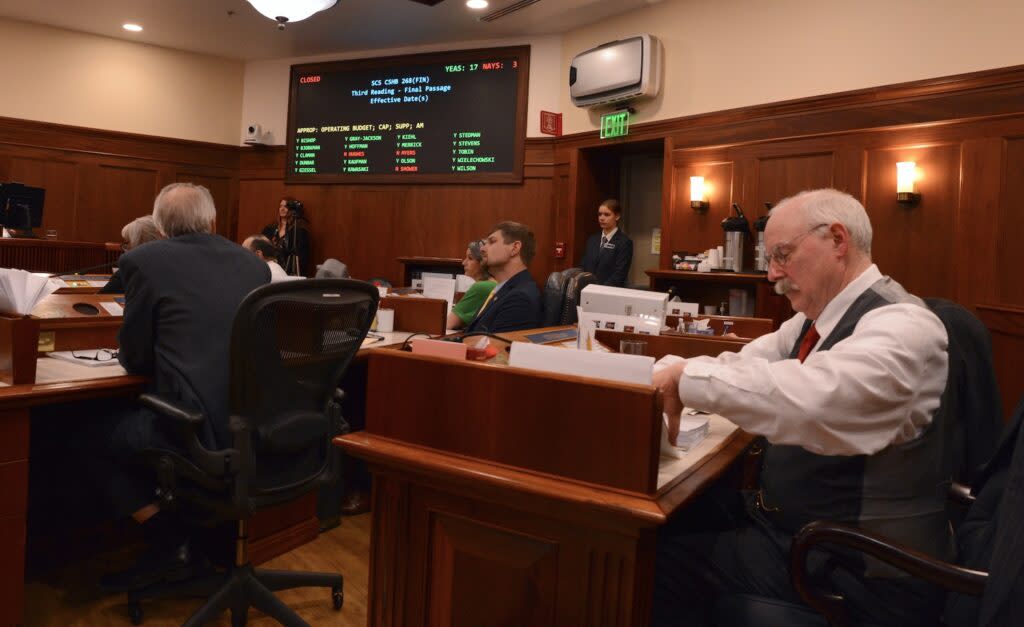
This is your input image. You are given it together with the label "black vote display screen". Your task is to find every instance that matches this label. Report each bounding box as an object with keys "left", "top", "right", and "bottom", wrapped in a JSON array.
[{"left": 286, "top": 46, "right": 529, "bottom": 184}]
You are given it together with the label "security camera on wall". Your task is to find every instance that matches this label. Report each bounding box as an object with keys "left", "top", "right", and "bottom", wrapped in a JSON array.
[{"left": 244, "top": 123, "right": 264, "bottom": 145}]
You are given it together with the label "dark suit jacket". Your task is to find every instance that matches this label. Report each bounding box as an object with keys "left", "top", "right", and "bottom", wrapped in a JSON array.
[
  {"left": 580, "top": 230, "right": 633, "bottom": 287},
  {"left": 465, "top": 268, "right": 542, "bottom": 334},
  {"left": 117, "top": 233, "right": 270, "bottom": 449}
]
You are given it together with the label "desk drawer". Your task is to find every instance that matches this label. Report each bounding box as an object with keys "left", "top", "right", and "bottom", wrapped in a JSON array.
[
  {"left": 0, "top": 460, "right": 28, "bottom": 516},
  {"left": 0, "top": 410, "right": 30, "bottom": 462}
]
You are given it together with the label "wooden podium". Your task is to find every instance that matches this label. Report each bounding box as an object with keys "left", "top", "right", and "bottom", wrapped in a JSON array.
[{"left": 336, "top": 349, "right": 753, "bottom": 627}]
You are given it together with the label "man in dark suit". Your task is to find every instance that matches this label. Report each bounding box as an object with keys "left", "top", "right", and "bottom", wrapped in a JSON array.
[
  {"left": 89, "top": 182, "right": 270, "bottom": 590},
  {"left": 465, "top": 221, "right": 542, "bottom": 334},
  {"left": 580, "top": 199, "right": 633, "bottom": 287}
]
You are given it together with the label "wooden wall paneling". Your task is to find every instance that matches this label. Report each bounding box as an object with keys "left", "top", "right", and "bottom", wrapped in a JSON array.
[
  {"left": 997, "top": 136, "right": 1024, "bottom": 306},
  {"left": 7, "top": 156, "right": 80, "bottom": 241},
  {"left": 344, "top": 189, "right": 404, "bottom": 282},
  {"left": 956, "top": 137, "right": 1004, "bottom": 308},
  {"left": 666, "top": 153, "right": 734, "bottom": 260},
  {"left": 976, "top": 305, "right": 1024, "bottom": 420},
  {"left": 863, "top": 143, "right": 962, "bottom": 300},
  {"left": 76, "top": 163, "right": 161, "bottom": 243},
  {"left": 176, "top": 172, "right": 236, "bottom": 239},
  {"left": 237, "top": 178, "right": 286, "bottom": 243},
  {"left": 752, "top": 151, "right": 836, "bottom": 208},
  {"left": 660, "top": 137, "right": 675, "bottom": 270},
  {"left": 553, "top": 163, "right": 571, "bottom": 273}
]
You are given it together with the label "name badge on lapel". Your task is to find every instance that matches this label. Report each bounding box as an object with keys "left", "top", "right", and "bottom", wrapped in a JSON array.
[{"left": 602, "top": 242, "right": 616, "bottom": 250}]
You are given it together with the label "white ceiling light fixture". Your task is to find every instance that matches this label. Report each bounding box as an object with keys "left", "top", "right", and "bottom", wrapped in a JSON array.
[
  {"left": 246, "top": 0, "right": 338, "bottom": 30},
  {"left": 122, "top": 23, "right": 143, "bottom": 32},
  {"left": 466, "top": 0, "right": 489, "bottom": 9}
]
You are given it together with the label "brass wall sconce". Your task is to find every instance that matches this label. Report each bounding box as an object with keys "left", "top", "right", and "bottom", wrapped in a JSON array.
[
  {"left": 690, "top": 176, "right": 709, "bottom": 211},
  {"left": 896, "top": 161, "right": 920, "bottom": 205}
]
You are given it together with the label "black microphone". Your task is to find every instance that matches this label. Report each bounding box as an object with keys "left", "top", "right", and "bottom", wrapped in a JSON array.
[{"left": 49, "top": 259, "right": 117, "bottom": 278}]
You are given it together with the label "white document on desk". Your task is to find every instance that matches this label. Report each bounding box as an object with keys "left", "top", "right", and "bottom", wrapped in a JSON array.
[
  {"left": 0, "top": 268, "right": 60, "bottom": 315},
  {"left": 99, "top": 301, "right": 123, "bottom": 316},
  {"left": 509, "top": 342, "right": 654, "bottom": 385},
  {"left": 422, "top": 277, "right": 456, "bottom": 312}
]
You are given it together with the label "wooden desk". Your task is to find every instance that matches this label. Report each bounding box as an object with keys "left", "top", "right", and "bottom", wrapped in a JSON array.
[
  {"left": 397, "top": 256, "right": 463, "bottom": 287},
  {"left": 0, "top": 238, "right": 121, "bottom": 274},
  {"left": 335, "top": 349, "right": 753, "bottom": 627},
  {"left": 0, "top": 365, "right": 145, "bottom": 626},
  {"left": 647, "top": 269, "right": 793, "bottom": 328},
  {"left": 595, "top": 329, "right": 749, "bottom": 360},
  {"left": 379, "top": 295, "right": 448, "bottom": 336}
]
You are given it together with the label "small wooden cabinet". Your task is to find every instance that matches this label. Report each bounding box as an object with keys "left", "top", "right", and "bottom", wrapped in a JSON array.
[{"left": 646, "top": 269, "right": 793, "bottom": 329}]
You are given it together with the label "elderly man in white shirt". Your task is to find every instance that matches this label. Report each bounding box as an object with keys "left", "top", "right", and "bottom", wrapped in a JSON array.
[{"left": 650, "top": 189, "right": 950, "bottom": 627}]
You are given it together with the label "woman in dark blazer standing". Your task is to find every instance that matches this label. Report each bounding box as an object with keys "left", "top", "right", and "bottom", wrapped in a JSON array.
[{"left": 580, "top": 199, "right": 633, "bottom": 287}]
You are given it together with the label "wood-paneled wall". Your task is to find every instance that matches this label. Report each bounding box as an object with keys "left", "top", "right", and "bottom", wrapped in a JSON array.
[
  {"left": 0, "top": 117, "right": 239, "bottom": 242},
  {"left": 1, "top": 65, "right": 1022, "bottom": 413},
  {"left": 237, "top": 141, "right": 557, "bottom": 286}
]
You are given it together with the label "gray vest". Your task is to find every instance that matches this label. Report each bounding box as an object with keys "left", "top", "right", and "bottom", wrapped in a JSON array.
[{"left": 758, "top": 277, "right": 954, "bottom": 572}]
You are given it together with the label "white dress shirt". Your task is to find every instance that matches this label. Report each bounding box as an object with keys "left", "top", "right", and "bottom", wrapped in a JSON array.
[
  {"left": 664, "top": 265, "right": 948, "bottom": 456},
  {"left": 267, "top": 259, "right": 290, "bottom": 282}
]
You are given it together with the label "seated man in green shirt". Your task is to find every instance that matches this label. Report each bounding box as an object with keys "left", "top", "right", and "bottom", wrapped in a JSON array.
[{"left": 447, "top": 239, "right": 497, "bottom": 330}]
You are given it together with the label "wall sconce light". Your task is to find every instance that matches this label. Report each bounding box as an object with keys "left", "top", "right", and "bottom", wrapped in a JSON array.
[
  {"left": 690, "top": 176, "right": 709, "bottom": 211},
  {"left": 896, "top": 161, "right": 920, "bottom": 205}
]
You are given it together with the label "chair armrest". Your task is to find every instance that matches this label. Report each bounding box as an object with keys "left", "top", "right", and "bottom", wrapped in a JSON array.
[
  {"left": 138, "top": 393, "right": 236, "bottom": 478},
  {"left": 790, "top": 520, "right": 988, "bottom": 626},
  {"left": 139, "top": 394, "right": 204, "bottom": 426},
  {"left": 948, "top": 481, "right": 975, "bottom": 506}
]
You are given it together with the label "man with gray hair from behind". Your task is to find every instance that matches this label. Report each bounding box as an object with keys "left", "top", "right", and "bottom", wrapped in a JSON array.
[
  {"left": 650, "top": 188, "right": 952, "bottom": 626},
  {"left": 79, "top": 182, "right": 271, "bottom": 592}
]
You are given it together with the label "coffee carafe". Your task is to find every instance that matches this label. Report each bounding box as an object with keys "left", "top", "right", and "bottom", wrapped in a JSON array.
[
  {"left": 721, "top": 203, "right": 749, "bottom": 273},
  {"left": 753, "top": 203, "right": 771, "bottom": 272}
]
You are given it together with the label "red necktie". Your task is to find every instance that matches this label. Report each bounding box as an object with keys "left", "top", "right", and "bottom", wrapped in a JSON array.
[{"left": 796, "top": 324, "right": 819, "bottom": 363}]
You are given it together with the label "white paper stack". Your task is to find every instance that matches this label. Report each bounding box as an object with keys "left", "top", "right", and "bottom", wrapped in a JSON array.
[
  {"left": 422, "top": 276, "right": 457, "bottom": 313},
  {"left": 0, "top": 269, "right": 60, "bottom": 315},
  {"left": 673, "top": 411, "right": 711, "bottom": 450}
]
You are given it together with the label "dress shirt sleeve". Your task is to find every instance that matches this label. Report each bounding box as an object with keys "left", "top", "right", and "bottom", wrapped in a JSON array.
[{"left": 678, "top": 304, "right": 948, "bottom": 456}]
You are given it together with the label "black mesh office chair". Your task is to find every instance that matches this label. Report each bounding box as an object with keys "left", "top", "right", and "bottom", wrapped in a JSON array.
[
  {"left": 124, "top": 279, "right": 378, "bottom": 626},
  {"left": 542, "top": 268, "right": 582, "bottom": 326},
  {"left": 561, "top": 270, "right": 596, "bottom": 325}
]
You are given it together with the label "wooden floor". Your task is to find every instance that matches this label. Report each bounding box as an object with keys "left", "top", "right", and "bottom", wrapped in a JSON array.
[{"left": 24, "top": 513, "right": 372, "bottom": 626}]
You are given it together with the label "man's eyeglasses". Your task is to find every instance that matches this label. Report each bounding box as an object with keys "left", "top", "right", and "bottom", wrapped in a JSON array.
[
  {"left": 763, "top": 223, "right": 829, "bottom": 268},
  {"left": 72, "top": 348, "right": 119, "bottom": 362}
]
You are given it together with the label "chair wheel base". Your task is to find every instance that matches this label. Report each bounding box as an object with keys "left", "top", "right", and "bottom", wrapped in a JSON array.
[{"left": 128, "top": 601, "right": 144, "bottom": 625}]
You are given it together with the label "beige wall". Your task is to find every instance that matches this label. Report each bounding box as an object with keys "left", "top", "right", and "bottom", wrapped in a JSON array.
[
  {"left": 561, "top": 0, "right": 1024, "bottom": 135},
  {"left": 240, "top": 35, "right": 562, "bottom": 144},
  {"left": 0, "top": 19, "right": 243, "bottom": 145}
]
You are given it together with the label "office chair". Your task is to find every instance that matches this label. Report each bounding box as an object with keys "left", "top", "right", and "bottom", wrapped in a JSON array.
[
  {"left": 712, "top": 300, "right": 1004, "bottom": 627},
  {"left": 560, "top": 270, "right": 595, "bottom": 325},
  {"left": 124, "top": 279, "right": 379, "bottom": 626},
  {"left": 788, "top": 395, "right": 1024, "bottom": 627},
  {"left": 542, "top": 268, "right": 582, "bottom": 326}
]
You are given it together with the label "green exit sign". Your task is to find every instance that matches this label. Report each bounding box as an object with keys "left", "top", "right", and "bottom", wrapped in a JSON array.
[{"left": 599, "top": 111, "right": 630, "bottom": 139}]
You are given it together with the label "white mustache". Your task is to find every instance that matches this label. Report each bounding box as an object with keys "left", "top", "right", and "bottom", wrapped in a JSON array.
[{"left": 774, "top": 278, "right": 800, "bottom": 295}]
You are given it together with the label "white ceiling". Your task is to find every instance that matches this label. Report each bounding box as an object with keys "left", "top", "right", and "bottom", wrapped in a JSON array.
[{"left": 0, "top": 0, "right": 660, "bottom": 61}]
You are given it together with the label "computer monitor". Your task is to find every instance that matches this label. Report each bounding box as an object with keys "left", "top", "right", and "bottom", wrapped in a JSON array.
[{"left": 0, "top": 183, "right": 45, "bottom": 232}]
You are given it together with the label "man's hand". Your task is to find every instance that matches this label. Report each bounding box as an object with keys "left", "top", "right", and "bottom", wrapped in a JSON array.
[{"left": 652, "top": 358, "right": 687, "bottom": 442}]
